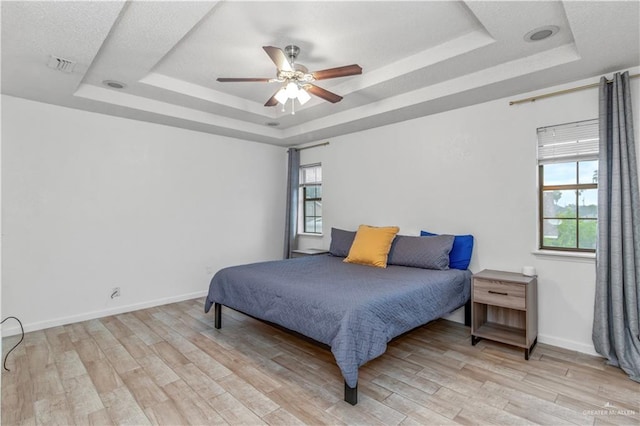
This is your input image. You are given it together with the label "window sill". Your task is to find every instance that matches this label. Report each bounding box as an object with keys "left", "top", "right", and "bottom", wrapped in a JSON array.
[
  {"left": 298, "top": 232, "right": 323, "bottom": 237},
  {"left": 532, "top": 249, "right": 595, "bottom": 261}
]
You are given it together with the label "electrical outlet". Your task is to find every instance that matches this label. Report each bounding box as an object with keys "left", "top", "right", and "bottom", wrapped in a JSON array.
[{"left": 111, "top": 287, "right": 121, "bottom": 299}]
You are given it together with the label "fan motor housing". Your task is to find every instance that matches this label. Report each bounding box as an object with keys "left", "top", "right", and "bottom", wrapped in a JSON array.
[{"left": 284, "top": 45, "right": 300, "bottom": 61}]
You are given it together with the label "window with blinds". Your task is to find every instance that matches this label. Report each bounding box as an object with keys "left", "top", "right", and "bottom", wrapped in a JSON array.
[
  {"left": 300, "top": 164, "right": 322, "bottom": 234},
  {"left": 537, "top": 119, "right": 599, "bottom": 252}
]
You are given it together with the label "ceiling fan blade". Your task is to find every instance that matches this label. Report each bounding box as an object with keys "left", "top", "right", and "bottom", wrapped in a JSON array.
[
  {"left": 306, "top": 84, "right": 343, "bottom": 103},
  {"left": 217, "top": 77, "right": 272, "bottom": 82},
  {"left": 263, "top": 46, "right": 293, "bottom": 72},
  {"left": 264, "top": 91, "right": 280, "bottom": 107},
  {"left": 312, "top": 64, "right": 362, "bottom": 80}
]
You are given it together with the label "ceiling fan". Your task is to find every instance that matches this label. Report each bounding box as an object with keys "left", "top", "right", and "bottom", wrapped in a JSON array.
[{"left": 217, "top": 45, "right": 362, "bottom": 114}]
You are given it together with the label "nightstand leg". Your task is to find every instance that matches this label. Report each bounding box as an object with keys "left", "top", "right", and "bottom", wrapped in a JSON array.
[
  {"left": 525, "top": 337, "right": 538, "bottom": 360},
  {"left": 471, "top": 335, "right": 481, "bottom": 346},
  {"left": 464, "top": 300, "right": 472, "bottom": 327}
]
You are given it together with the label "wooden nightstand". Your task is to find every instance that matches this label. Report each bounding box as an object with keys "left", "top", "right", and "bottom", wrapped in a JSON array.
[
  {"left": 471, "top": 269, "right": 538, "bottom": 360},
  {"left": 291, "top": 248, "right": 329, "bottom": 258}
]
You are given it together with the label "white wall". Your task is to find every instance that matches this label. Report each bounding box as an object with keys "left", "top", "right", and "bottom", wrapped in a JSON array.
[
  {"left": 3, "top": 69, "right": 639, "bottom": 355},
  {"left": 299, "top": 70, "right": 640, "bottom": 355},
  {"left": 1, "top": 95, "right": 286, "bottom": 335}
]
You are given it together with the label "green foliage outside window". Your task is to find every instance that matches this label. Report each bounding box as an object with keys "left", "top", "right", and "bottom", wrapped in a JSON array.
[
  {"left": 540, "top": 161, "right": 597, "bottom": 252},
  {"left": 542, "top": 211, "right": 597, "bottom": 250}
]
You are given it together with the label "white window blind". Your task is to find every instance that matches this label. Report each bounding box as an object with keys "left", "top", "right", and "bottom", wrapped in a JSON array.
[
  {"left": 537, "top": 119, "right": 599, "bottom": 164},
  {"left": 300, "top": 164, "right": 322, "bottom": 184}
]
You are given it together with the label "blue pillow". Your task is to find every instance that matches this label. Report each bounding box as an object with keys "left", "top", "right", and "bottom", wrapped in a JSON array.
[{"left": 420, "top": 230, "right": 474, "bottom": 270}]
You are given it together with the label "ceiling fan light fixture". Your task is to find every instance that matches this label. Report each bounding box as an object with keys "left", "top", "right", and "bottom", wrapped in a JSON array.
[
  {"left": 297, "top": 88, "right": 311, "bottom": 105},
  {"left": 274, "top": 87, "right": 288, "bottom": 104},
  {"left": 285, "top": 81, "right": 299, "bottom": 99}
]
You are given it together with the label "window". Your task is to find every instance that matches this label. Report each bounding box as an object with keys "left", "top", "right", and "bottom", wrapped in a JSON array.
[
  {"left": 300, "top": 164, "right": 322, "bottom": 234},
  {"left": 537, "top": 119, "right": 598, "bottom": 252}
]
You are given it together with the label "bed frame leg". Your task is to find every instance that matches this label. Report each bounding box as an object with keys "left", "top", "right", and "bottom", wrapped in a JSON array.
[
  {"left": 344, "top": 381, "right": 357, "bottom": 405},
  {"left": 464, "top": 299, "right": 471, "bottom": 327},
  {"left": 214, "top": 303, "right": 222, "bottom": 329}
]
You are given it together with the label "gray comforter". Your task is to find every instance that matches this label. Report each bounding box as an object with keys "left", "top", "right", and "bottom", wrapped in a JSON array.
[{"left": 205, "top": 255, "right": 471, "bottom": 388}]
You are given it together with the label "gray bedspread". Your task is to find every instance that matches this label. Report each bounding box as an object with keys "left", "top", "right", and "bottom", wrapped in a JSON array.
[{"left": 204, "top": 255, "right": 471, "bottom": 388}]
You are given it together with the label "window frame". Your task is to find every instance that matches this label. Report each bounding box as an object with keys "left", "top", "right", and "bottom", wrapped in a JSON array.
[
  {"left": 299, "top": 163, "right": 322, "bottom": 235},
  {"left": 538, "top": 162, "right": 597, "bottom": 253},
  {"left": 536, "top": 119, "right": 599, "bottom": 253}
]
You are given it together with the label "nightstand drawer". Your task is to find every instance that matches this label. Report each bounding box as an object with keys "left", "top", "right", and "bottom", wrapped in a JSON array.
[{"left": 473, "top": 279, "right": 525, "bottom": 310}]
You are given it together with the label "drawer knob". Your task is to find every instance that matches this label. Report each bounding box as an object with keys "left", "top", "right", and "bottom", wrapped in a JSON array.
[{"left": 488, "top": 290, "right": 508, "bottom": 296}]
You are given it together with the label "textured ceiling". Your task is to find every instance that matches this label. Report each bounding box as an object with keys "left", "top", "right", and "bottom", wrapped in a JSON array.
[{"left": 2, "top": 1, "right": 639, "bottom": 146}]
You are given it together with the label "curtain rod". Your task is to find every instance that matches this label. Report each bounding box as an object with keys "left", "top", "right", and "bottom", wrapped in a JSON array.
[
  {"left": 509, "top": 73, "right": 639, "bottom": 106},
  {"left": 294, "top": 141, "right": 330, "bottom": 151}
]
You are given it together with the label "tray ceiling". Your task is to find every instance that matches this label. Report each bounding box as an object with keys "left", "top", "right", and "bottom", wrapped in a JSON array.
[{"left": 2, "top": 1, "right": 639, "bottom": 146}]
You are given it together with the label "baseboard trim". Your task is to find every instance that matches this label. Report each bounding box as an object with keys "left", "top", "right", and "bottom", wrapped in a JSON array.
[
  {"left": 538, "top": 333, "right": 600, "bottom": 357},
  {"left": 0, "top": 293, "right": 604, "bottom": 360},
  {"left": 446, "top": 311, "right": 599, "bottom": 358},
  {"left": 444, "top": 306, "right": 465, "bottom": 324},
  {"left": 1, "top": 290, "right": 209, "bottom": 337}
]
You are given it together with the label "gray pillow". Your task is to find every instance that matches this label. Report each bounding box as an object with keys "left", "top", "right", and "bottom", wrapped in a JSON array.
[
  {"left": 329, "top": 228, "right": 356, "bottom": 257},
  {"left": 387, "top": 234, "right": 454, "bottom": 270}
]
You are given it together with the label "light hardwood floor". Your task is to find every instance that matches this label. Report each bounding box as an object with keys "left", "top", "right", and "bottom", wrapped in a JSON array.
[{"left": 2, "top": 297, "right": 639, "bottom": 425}]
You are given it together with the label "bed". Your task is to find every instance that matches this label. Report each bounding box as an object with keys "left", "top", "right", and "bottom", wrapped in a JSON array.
[{"left": 204, "top": 250, "right": 471, "bottom": 405}]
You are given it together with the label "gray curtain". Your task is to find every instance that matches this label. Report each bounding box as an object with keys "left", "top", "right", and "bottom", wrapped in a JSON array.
[
  {"left": 283, "top": 148, "right": 300, "bottom": 259},
  {"left": 593, "top": 71, "right": 640, "bottom": 382}
]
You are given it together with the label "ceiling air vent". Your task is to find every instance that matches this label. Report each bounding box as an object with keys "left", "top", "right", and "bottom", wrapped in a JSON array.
[{"left": 47, "top": 55, "right": 76, "bottom": 73}]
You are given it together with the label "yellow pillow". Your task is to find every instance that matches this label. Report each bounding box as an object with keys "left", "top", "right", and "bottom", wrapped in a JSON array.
[{"left": 344, "top": 225, "right": 400, "bottom": 268}]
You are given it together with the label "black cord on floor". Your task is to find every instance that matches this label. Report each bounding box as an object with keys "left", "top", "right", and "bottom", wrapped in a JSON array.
[{"left": 1, "top": 316, "right": 24, "bottom": 372}]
